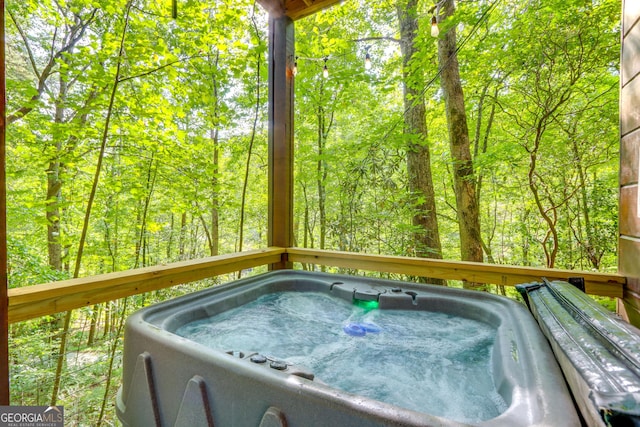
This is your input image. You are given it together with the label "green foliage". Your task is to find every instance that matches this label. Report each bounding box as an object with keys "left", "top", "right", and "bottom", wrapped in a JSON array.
[
  {"left": 9, "top": 0, "right": 617, "bottom": 270},
  {"left": 292, "top": 0, "right": 619, "bottom": 270},
  {"left": 7, "top": 238, "right": 70, "bottom": 287}
]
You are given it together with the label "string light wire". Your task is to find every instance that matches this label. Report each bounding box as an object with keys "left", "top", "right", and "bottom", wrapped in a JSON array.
[
  {"left": 421, "top": 0, "right": 502, "bottom": 98},
  {"left": 377, "top": 0, "right": 503, "bottom": 144},
  {"left": 290, "top": 0, "right": 500, "bottom": 88}
]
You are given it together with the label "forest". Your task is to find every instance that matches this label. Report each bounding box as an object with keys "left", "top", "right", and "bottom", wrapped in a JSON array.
[{"left": 5, "top": 0, "right": 620, "bottom": 424}]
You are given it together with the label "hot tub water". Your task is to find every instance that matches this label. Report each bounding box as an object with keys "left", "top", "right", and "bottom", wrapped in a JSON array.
[{"left": 175, "top": 291, "right": 508, "bottom": 423}]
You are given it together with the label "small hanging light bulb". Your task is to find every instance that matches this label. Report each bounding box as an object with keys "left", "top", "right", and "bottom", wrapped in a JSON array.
[
  {"left": 292, "top": 56, "right": 298, "bottom": 76},
  {"left": 431, "top": 15, "right": 439, "bottom": 37},
  {"left": 364, "top": 48, "right": 372, "bottom": 70},
  {"left": 323, "top": 57, "right": 329, "bottom": 78}
]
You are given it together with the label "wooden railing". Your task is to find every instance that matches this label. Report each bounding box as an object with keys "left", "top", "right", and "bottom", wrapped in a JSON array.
[
  {"left": 7, "top": 248, "right": 285, "bottom": 323},
  {"left": 8, "top": 246, "right": 626, "bottom": 323},
  {"left": 286, "top": 248, "right": 626, "bottom": 297}
]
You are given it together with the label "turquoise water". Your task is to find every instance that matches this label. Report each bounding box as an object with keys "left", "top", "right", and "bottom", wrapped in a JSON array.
[{"left": 175, "top": 291, "right": 508, "bottom": 423}]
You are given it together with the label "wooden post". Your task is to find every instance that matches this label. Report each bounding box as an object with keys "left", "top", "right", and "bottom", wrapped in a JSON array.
[
  {"left": 0, "top": 0, "right": 10, "bottom": 405},
  {"left": 267, "top": 13, "right": 295, "bottom": 269}
]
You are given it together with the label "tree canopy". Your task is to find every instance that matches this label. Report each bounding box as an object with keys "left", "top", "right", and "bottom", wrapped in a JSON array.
[{"left": 5, "top": 0, "right": 620, "bottom": 287}]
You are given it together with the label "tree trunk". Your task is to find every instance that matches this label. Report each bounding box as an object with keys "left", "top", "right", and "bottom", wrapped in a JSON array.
[
  {"left": 47, "top": 77, "right": 64, "bottom": 271},
  {"left": 301, "top": 183, "right": 313, "bottom": 249},
  {"left": 571, "top": 132, "right": 599, "bottom": 269},
  {"left": 211, "top": 128, "right": 220, "bottom": 256},
  {"left": 206, "top": 48, "right": 221, "bottom": 257},
  {"left": 238, "top": 47, "right": 261, "bottom": 255},
  {"left": 238, "top": 10, "right": 264, "bottom": 259},
  {"left": 44, "top": 71, "right": 68, "bottom": 333},
  {"left": 87, "top": 304, "right": 100, "bottom": 346},
  {"left": 167, "top": 213, "right": 174, "bottom": 259},
  {"left": 396, "top": 0, "right": 444, "bottom": 284},
  {"left": 474, "top": 82, "right": 499, "bottom": 266},
  {"left": 134, "top": 154, "right": 157, "bottom": 269},
  {"left": 96, "top": 298, "right": 128, "bottom": 427},
  {"left": 102, "top": 302, "right": 111, "bottom": 338},
  {"left": 317, "top": 104, "right": 328, "bottom": 251},
  {"left": 179, "top": 212, "right": 187, "bottom": 260},
  {"left": 437, "top": 0, "right": 483, "bottom": 274},
  {"left": 528, "top": 125, "right": 559, "bottom": 268}
]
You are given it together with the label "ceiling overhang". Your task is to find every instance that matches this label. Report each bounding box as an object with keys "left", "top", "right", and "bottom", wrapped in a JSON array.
[{"left": 256, "top": 0, "right": 344, "bottom": 21}]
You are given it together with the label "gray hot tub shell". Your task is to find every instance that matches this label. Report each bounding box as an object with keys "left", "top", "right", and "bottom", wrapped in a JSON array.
[{"left": 116, "top": 270, "right": 579, "bottom": 426}]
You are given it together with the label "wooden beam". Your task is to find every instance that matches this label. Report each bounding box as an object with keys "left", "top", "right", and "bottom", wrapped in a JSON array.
[
  {"left": 255, "top": 0, "right": 286, "bottom": 18},
  {"left": 267, "top": 13, "right": 294, "bottom": 269},
  {"left": 283, "top": 0, "right": 344, "bottom": 21},
  {"left": 286, "top": 248, "right": 626, "bottom": 298},
  {"left": 0, "top": 0, "right": 8, "bottom": 406},
  {"left": 7, "top": 248, "right": 285, "bottom": 323},
  {"left": 256, "top": 0, "right": 345, "bottom": 21}
]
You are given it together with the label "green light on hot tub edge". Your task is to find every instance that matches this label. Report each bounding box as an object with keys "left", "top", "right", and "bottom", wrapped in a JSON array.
[{"left": 353, "top": 299, "right": 379, "bottom": 310}]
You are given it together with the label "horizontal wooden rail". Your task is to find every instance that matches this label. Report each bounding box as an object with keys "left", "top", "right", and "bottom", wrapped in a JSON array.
[
  {"left": 286, "top": 248, "right": 626, "bottom": 298},
  {"left": 8, "top": 247, "right": 285, "bottom": 323},
  {"left": 8, "top": 246, "right": 626, "bottom": 323}
]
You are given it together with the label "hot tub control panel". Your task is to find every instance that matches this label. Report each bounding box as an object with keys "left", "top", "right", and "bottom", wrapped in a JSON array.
[{"left": 226, "top": 350, "right": 316, "bottom": 381}]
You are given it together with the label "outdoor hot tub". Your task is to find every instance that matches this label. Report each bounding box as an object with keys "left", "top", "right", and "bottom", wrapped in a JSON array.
[{"left": 116, "top": 270, "right": 579, "bottom": 426}]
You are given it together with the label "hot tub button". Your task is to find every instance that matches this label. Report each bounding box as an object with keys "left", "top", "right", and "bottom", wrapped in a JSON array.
[
  {"left": 250, "top": 354, "right": 267, "bottom": 364},
  {"left": 270, "top": 360, "right": 288, "bottom": 370},
  {"left": 226, "top": 350, "right": 245, "bottom": 358}
]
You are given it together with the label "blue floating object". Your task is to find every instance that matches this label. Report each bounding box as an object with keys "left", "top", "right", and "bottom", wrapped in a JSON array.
[
  {"left": 359, "top": 322, "right": 381, "bottom": 333},
  {"left": 343, "top": 323, "right": 366, "bottom": 337}
]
